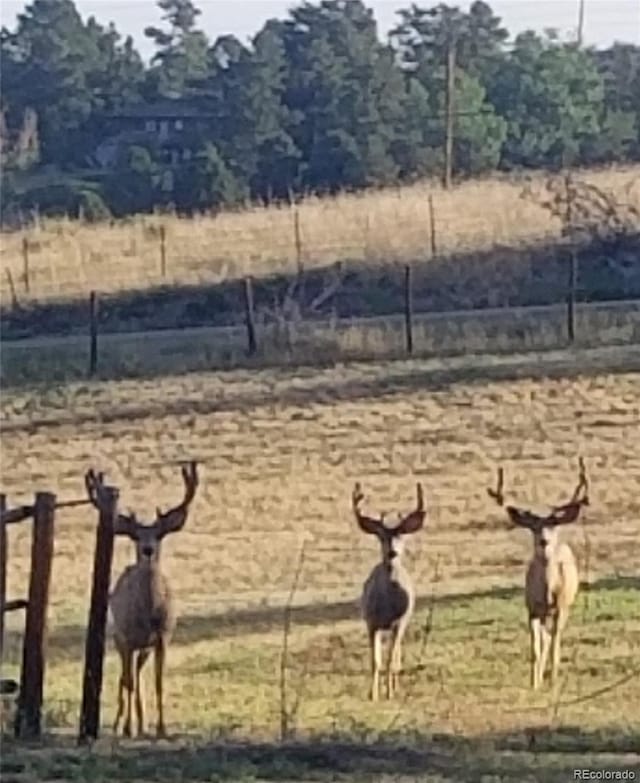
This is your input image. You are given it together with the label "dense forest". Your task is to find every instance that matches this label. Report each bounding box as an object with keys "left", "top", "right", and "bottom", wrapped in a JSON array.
[{"left": 1, "top": 0, "right": 639, "bottom": 222}]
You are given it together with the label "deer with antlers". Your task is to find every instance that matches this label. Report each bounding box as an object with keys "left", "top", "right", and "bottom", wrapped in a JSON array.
[
  {"left": 352, "top": 482, "right": 426, "bottom": 701},
  {"left": 85, "top": 462, "right": 199, "bottom": 737},
  {"left": 487, "top": 459, "right": 589, "bottom": 690}
]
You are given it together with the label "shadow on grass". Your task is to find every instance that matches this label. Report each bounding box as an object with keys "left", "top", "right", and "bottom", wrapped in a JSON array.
[
  {"left": 2, "top": 725, "right": 639, "bottom": 782},
  {"left": 5, "top": 575, "right": 636, "bottom": 665},
  {"left": 3, "top": 343, "right": 640, "bottom": 433}
]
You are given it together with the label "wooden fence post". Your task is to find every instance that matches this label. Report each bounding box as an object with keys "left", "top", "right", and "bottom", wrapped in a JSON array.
[
  {"left": 428, "top": 195, "right": 437, "bottom": 258},
  {"left": 22, "top": 237, "right": 30, "bottom": 294},
  {"left": 404, "top": 264, "right": 414, "bottom": 356},
  {"left": 78, "top": 485, "right": 118, "bottom": 744},
  {"left": 0, "top": 495, "right": 6, "bottom": 662},
  {"left": 14, "top": 492, "right": 55, "bottom": 739},
  {"left": 89, "top": 291, "right": 98, "bottom": 377},
  {"left": 567, "top": 249, "right": 577, "bottom": 344},
  {"left": 293, "top": 211, "right": 303, "bottom": 274},
  {"left": 243, "top": 277, "right": 257, "bottom": 357},
  {"left": 160, "top": 225, "right": 167, "bottom": 278}
]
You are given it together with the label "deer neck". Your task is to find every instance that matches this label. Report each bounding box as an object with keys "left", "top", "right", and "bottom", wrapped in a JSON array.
[{"left": 137, "top": 559, "right": 165, "bottom": 604}]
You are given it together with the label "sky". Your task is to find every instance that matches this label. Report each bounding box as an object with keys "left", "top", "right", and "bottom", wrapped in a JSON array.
[{"left": 1, "top": 0, "right": 639, "bottom": 61}]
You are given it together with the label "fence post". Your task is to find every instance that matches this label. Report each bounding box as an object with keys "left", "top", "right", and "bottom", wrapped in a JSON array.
[
  {"left": 160, "top": 225, "right": 167, "bottom": 278},
  {"left": 243, "top": 277, "right": 257, "bottom": 357},
  {"left": 22, "top": 237, "right": 30, "bottom": 294},
  {"left": 89, "top": 291, "right": 98, "bottom": 377},
  {"left": 404, "top": 264, "right": 414, "bottom": 356},
  {"left": 428, "top": 195, "right": 437, "bottom": 258},
  {"left": 293, "top": 211, "right": 303, "bottom": 274},
  {"left": 14, "top": 492, "right": 55, "bottom": 740},
  {"left": 0, "top": 495, "right": 6, "bottom": 663},
  {"left": 78, "top": 485, "right": 118, "bottom": 744},
  {"left": 567, "top": 249, "right": 577, "bottom": 343}
]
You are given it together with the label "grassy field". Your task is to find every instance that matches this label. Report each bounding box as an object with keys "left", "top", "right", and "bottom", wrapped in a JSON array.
[
  {"left": 1, "top": 165, "right": 639, "bottom": 305},
  {"left": 1, "top": 346, "right": 639, "bottom": 781}
]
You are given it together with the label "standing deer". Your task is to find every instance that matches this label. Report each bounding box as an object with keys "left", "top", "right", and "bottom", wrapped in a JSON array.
[
  {"left": 85, "top": 462, "right": 199, "bottom": 737},
  {"left": 487, "top": 459, "right": 588, "bottom": 690},
  {"left": 352, "top": 482, "right": 426, "bottom": 701}
]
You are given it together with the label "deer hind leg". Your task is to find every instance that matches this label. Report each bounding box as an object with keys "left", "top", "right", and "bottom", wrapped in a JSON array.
[
  {"left": 154, "top": 639, "right": 167, "bottom": 737},
  {"left": 529, "top": 618, "right": 543, "bottom": 690},
  {"left": 387, "top": 624, "right": 403, "bottom": 700},
  {"left": 134, "top": 649, "right": 151, "bottom": 737},
  {"left": 538, "top": 620, "right": 553, "bottom": 687},
  {"left": 550, "top": 608, "right": 569, "bottom": 687},
  {"left": 368, "top": 628, "right": 382, "bottom": 702}
]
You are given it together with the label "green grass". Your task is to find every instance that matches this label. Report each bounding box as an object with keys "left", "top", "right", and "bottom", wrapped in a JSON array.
[{"left": 2, "top": 584, "right": 639, "bottom": 781}]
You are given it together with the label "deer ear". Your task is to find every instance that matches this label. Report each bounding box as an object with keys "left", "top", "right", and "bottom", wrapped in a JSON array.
[
  {"left": 506, "top": 506, "right": 540, "bottom": 530},
  {"left": 356, "top": 515, "right": 384, "bottom": 536},
  {"left": 394, "top": 510, "right": 425, "bottom": 536}
]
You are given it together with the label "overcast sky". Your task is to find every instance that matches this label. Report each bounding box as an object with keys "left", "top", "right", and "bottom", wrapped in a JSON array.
[{"left": 1, "top": 1, "right": 639, "bottom": 61}]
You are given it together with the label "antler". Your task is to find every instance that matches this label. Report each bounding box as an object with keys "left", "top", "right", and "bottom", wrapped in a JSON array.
[
  {"left": 487, "top": 467, "right": 505, "bottom": 507},
  {"left": 352, "top": 483, "right": 385, "bottom": 535},
  {"left": 85, "top": 467, "right": 139, "bottom": 538},
  {"left": 155, "top": 461, "right": 199, "bottom": 537},
  {"left": 393, "top": 482, "right": 426, "bottom": 535},
  {"left": 486, "top": 466, "right": 540, "bottom": 530},
  {"left": 85, "top": 468, "right": 107, "bottom": 509},
  {"left": 547, "top": 458, "right": 589, "bottom": 527}
]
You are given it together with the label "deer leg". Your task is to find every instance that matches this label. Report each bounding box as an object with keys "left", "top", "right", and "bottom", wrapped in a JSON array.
[
  {"left": 113, "top": 643, "right": 126, "bottom": 735},
  {"left": 368, "top": 628, "right": 382, "bottom": 702},
  {"left": 120, "top": 647, "right": 134, "bottom": 738},
  {"left": 154, "top": 639, "right": 167, "bottom": 737},
  {"left": 538, "top": 621, "right": 553, "bottom": 687},
  {"left": 387, "top": 624, "right": 403, "bottom": 700},
  {"left": 529, "top": 618, "right": 542, "bottom": 690},
  {"left": 550, "top": 609, "right": 568, "bottom": 687},
  {"left": 134, "top": 649, "right": 150, "bottom": 737}
]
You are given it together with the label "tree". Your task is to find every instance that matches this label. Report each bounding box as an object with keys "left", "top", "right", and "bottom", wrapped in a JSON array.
[
  {"left": 489, "top": 32, "right": 605, "bottom": 168},
  {"left": 145, "top": 0, "right": 209, "bottom": 97}
]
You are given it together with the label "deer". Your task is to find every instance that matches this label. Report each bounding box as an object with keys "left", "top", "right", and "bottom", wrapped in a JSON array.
[
  {"left": 85, "top": 462, "right": 199, "bottom": 738},
  {"left": 352, "top": 482, "right": 426, "bottom": 701},
  {"left": 487, "top": 459, "right": 589, "bottom": 690}
]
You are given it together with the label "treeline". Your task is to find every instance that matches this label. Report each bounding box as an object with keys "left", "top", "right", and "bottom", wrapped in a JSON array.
[{"left": 1, "top": 0, "right": 639, "bottom": 221}]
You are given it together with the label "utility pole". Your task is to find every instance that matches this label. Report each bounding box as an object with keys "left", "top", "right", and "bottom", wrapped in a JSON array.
[
  {"left": 577, "top": 0, "right": 585, "bottom": 47},
  {"left": 443, "top": 36, "right": 456, "bottom": 190}
]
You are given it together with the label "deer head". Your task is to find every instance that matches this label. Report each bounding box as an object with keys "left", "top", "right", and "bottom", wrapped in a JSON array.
[
  {"left": 487, "top": 459, "right": 588, "bottom": 560},
  {"left": 85, "top": 462, "right": 199, "bottom": 565},
  {"left": 352, "top": 482, "right": 425, "bottom": 567}
]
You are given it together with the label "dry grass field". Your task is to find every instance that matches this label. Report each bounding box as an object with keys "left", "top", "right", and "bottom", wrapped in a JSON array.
[
  {"left": 1, "top": 345, "right": 639, "bottom": 781},
  {"left": 1, "top": 165, "right": 639, "bottom": 304}
]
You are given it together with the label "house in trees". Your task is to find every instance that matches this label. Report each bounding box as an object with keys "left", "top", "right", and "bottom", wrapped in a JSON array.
[{"left": 89, "top": 99, "right": 214, "bottom": 169}]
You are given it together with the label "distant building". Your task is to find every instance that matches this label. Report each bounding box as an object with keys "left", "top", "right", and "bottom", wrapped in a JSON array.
[{"left": 89, "top": 99, "right": 215, "bottom": 169}]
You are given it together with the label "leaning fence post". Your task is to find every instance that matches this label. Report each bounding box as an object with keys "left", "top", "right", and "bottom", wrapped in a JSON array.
[
  {"left": 243, "top": 277, "right": 257, "bottom": 356},
  {"left": 78, "top": 485, "right": 118, "bottom": 744},
  {"left": 89, "top": 291, "right": 98, "bottom": 377},
  {"left": 404, "top": 264, "right": 414, "bottom": 356},
  {"left": 14, "top": 492, "right": 55, "bottom": 739}
]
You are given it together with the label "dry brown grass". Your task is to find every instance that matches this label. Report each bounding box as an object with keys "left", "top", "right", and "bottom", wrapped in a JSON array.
[
  {"left": 2, "top": 349, "right": 639, "bottom": 755},
  {"left": 1, "top": 166, "right": 639, "bottom": 304}
]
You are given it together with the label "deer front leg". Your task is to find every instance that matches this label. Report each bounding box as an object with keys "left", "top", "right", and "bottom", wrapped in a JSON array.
[
  {"left": 134, "top": 649, "right": 150, "bottom": 737},
  {"left": 119, "top": 647, "right": 134, "bottom": 737},
  {"left": 387, "top": 624, "right": 403, "bottom": 700},
  {"left": 368, "top": 628, "right": 382, "bottom": 702},
  {"left": 154, "top": 640, "right": 167, "bottom": 737}
]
